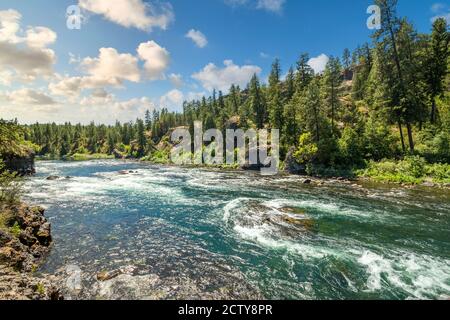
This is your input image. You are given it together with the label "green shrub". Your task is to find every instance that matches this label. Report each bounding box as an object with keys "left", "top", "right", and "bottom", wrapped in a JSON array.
[
  {"left": 0, "top": 160, "right": 23, "bottom": 205},
  {"left": 10, "top": 221, "right": 21, "bottom": 237},
  {"left": 357, "top": 157, "right": 450, "bottom": 184},
  {"left": 294, "top": 133, "right": 318, "bottom": 165}
]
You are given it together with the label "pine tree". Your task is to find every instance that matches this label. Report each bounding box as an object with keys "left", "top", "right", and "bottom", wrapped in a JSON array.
[
  {"left": 425, "top": 18, "right": 449, "bottom": 123},
  {"left": 136, "top": 119, "right": 146, "bottom": 157},
  {"left": 268, "top": 59, "right": 283, "bottom": 130},
  {"left": 295, "top": 53, "right": 314, "bottom": 92},
  {"left": 322, "top": 56, "right": 343, "bottom": 136},
  {"left": 343, "top": 48, "right": 351, "bottom": 69},
  {"left": 247, "top": 74, "right": 265, "bottom": 129}
]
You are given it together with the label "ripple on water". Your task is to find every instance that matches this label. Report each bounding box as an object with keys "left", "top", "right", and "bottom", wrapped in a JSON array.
[{"left": 25, "top": 160, "right": 450, "bottom": 300}]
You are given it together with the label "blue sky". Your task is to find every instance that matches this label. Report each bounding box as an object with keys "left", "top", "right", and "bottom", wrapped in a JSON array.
[{"left": 0, "top": 0, "right": 448, "bottom": 124}]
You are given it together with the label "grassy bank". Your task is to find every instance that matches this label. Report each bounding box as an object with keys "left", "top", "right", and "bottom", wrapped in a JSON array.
[
  {"left": 36, "top": 153, "right": 114, "bottom": 161},
  {"left": 356, "top": 156, "right": 450, "bottom": 185}
]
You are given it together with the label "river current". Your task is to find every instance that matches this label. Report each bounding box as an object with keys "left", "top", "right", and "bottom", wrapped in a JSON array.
[{"left": 23, "top": 160, "right": 450, "bottom": 300}]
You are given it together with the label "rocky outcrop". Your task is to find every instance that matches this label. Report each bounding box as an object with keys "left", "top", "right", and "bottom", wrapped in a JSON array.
[{"left": 0, "top": 204, "right": 62, "bottom": 300}]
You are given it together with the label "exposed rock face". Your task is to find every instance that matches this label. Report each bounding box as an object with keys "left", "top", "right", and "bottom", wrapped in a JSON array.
[
  {"left": 0, "top": 205, "right": 62, "bottom": 300},
  {"left": 2, "top": 151, "right": 36, "bottom": 176}
]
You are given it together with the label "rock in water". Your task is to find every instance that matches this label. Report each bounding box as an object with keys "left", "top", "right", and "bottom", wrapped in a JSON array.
[{"left": 46, "top": 176, "right": 60, "bottom": 181}]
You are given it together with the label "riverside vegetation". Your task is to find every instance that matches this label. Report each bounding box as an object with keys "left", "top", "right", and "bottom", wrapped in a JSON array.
[
  {"left": 16, "top": 1, "right": 450, "bottom": 185},
  {"left": 0, "top": 121, "right": 61, "bottom": 300}
]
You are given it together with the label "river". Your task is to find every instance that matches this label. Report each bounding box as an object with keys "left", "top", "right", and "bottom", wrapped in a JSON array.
[{"left": 23, "top": 160, "right": 450, "bottom": 300}]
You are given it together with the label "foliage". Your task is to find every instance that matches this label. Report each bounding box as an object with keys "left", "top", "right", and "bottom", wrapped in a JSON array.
[
  {"left": 9, "top": 221, "right": 21, "bottom": 237},
  {"left": 358, "top": 156, "right": 450, "bottom": 184},
  {"left": 0, "top": 160, "right": 23, "bottom": 206},
  {"left": 293, "top": 133, "right": 318, "bottom": 165}
]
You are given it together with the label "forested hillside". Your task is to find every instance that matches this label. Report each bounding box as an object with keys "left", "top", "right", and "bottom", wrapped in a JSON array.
[{"left": 19, "top": 1, "right": 450, "bottom": 183}]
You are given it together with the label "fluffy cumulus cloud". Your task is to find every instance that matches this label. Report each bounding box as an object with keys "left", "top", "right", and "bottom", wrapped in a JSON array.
[
  {"left": 137, "top": 41, "right": 170, "bottom": 80},
  {"left": 0, "top": 9, "right": 57, "bottom": 82},
  {"left": 81, "top": 47, "right": 141, "bottom": 86},
  {"left": 78, "top": 0, "right": 174, "bottom": 31},
  {"left": 159, "top": 89, "right": 184, "bottom": 110},
  {"left": 224, "top": 0, "right": 285, "bottom": 13},
  {"left": 192, "top": 60, "right": 261, "bottom": 92},
  {"left": 185, "top": 29, "right": 208, "bottom": 48},
  {"left": 1, "top": 88, "right": 56, "bottom": 106},
  {"left": 49, "top": 40, "right": 170, "bottom": 99},
  {"left": 308, "top": 54, "right": 329, "bottom": 74}
]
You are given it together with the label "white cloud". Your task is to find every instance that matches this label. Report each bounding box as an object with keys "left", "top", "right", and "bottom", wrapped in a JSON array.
[
  {"left": 169, "top": 73, "right": 183, "bottom": 88},
  {"left": 430, "top": 3, "right": 450, "bottom": 23},
  {"left": 69, "top": 52, "right": 81, "bottom": 64},
  {"left": 192, "top": 60, "right": 261, "bottom": 92},
  {"left": 78, "top": 0, "right": 174, "bottom": 31},
  {"left": 186, "top": 91, "right": 206, "bottom": 101},
  {"left": 81, "top": 47, "right": 141, "bottom": 86},
  {"left": 159, "top": 89, "right": 184, "bottom": 110},
  {"left": 0, "top": 9, "right": 57, "bottom": 81},
  {"left": 256, "top": 0, "right": 285, "bottom": 13},
  {"left": 49, "top": 41, "right": 170, "bottom": 101},
  {"left": 0, "top": 70, "right": 14, "bottom": 86},
  {"left": 49, "top": 76, "right": 83, "bottom": 97},
  {"left": 25, "top": 27, "right": 57, "bottom": 48},
  {"left": 224, "top": 0, "right": 285, "bottom": 13},
  {"left": 308, "top": 54, "right": 329, "bottom": 74},
  {"left": 137, "top": 40, "right": 170, "bottom": 80},
  {"left": 1, "top": 88, "right": 56, "bottom": 105},
  {"left": 186, "top": 29, "right": 208, "bottom": 48}
]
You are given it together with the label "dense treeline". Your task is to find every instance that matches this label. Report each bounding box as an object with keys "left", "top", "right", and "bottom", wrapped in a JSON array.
[{"left": 11, "top": 1, "right": 450, "bottom": 181}]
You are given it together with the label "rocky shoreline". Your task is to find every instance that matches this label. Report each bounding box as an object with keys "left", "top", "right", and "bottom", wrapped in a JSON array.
[{"left": 0, "top": 204, "right": 62, "bottom": 300}]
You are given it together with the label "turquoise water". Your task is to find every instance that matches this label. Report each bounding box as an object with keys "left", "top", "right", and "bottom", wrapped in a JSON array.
[{"left": 24, "top": 160, "right": 450, "bottom": 300}]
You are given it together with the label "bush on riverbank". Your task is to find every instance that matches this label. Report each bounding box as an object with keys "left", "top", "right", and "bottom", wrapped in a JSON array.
[
  {"left": 357, "top": 156, "right": 450, "bottom": 184},
  {"left": 0, "top": 161, "right": 23, "bottom": 206},
  {"left": 68, "top": 153, "right": 114, "bottom": 161}
]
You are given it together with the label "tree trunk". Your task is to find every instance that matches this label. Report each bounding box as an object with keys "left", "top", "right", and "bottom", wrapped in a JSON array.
[
  {"left": 430, "top": 98, "right": 437, "bottom": 124},
  {"left": 406, "top": 122, "right": 415, "bottom": 152},
  {"left": 398, "top": 121, "right": 406, "bottom": 153}
]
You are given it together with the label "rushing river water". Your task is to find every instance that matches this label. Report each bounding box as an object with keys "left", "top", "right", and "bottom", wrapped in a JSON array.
[{"left": 23, "top": 160, "right": 450, "bottom": 300}]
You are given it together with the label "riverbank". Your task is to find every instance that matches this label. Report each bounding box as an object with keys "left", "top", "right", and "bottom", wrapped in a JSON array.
[{"left": 0, "top": 204, "right": 62, "bottom": 300}]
